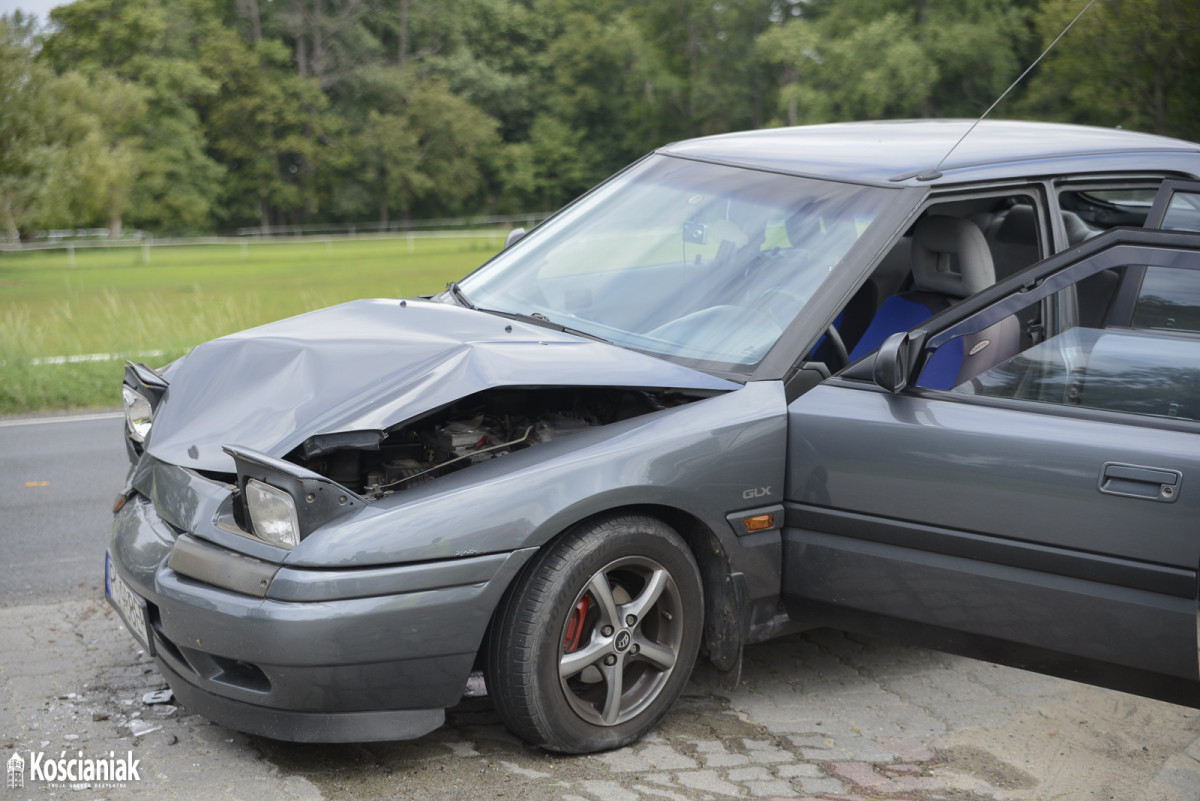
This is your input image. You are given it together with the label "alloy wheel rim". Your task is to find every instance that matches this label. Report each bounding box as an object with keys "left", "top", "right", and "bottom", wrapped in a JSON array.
[{"left": 557, "top": 555, "right": 684, "bottom": 726}]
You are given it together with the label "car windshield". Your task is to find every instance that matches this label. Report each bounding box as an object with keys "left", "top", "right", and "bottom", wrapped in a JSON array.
[{"left": 458, "top": 154, "right": 897, "bottom": 374}]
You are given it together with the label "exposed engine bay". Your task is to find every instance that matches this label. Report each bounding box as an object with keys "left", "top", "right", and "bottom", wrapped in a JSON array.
[{"left": 285, "top": 387, "right": 705, "bottom": 501}]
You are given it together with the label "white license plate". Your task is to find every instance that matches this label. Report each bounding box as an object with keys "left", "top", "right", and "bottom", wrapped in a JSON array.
[{"left": 105, "top": 553, "right": 154, "bottom": 655}]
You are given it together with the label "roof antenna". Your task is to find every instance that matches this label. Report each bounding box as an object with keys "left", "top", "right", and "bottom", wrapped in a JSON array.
[{"left": 914, "top": 0, "right": 1098, "bottom": 182}]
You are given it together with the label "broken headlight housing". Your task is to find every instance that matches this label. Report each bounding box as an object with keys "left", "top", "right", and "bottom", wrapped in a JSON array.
[
  {"left": 245, "top": 479, "right": 302, "bottom": 549},
  {"left": 122, "top": 362, "right": 168, "bottom": 458},
  {"left": 224, "top": 445, "right": 367, "bottom": 550},
  {"left": 122, "top": 385, "right": 154, "bottom": 443}
]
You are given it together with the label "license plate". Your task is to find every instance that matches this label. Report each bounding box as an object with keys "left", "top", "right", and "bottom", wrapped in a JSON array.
[{"left": 105, "top": 553, "right": 154, "bottom": 656}]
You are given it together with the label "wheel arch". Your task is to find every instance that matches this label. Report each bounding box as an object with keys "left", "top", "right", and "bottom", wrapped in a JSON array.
[
  {"left": 638, "top": 504, "right": 745, "bottom": 674},
  {"left": 478, "top": 502, "right": 744, "bottom": 677}
]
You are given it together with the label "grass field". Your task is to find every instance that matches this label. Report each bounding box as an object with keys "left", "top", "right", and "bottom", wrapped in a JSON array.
[{"left": 0, "top": 234, "right": 502, "bottom": 414}]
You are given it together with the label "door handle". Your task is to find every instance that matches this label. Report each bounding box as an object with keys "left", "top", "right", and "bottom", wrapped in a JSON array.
[{"left": 1098, "top": 462, "right": 1181, "bottom": 503}]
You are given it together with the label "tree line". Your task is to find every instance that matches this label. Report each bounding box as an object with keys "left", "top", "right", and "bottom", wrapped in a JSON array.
[{"left": 2, "top": 0, "right": 1198, "bottom": 239}]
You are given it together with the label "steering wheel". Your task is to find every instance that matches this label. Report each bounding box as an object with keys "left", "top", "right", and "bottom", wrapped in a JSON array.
[{"left": 822, "top": 323, "right": 849, "bottom": 370}]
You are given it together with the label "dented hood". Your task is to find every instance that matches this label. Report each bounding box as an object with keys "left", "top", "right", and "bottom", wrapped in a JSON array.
[{"left": 145, "top": 298, "right": 739, "bottom": 472}]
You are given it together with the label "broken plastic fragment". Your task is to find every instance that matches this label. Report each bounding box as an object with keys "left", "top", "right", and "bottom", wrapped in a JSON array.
[
  {"left": 128, "top": 720, "right": 162, "bottom": 737},
  {"left": 142, "top": 689, "right": 174, "bottom": 705}
]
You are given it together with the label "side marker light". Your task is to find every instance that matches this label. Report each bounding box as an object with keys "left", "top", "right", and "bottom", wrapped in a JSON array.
[{"left": 742, "top": 513, "right": 775, "bottom": 533}]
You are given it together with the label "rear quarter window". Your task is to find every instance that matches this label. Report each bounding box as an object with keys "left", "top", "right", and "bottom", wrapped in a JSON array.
[{"left": 1133, "top": 266, "right": 1200, "bottom": 333}]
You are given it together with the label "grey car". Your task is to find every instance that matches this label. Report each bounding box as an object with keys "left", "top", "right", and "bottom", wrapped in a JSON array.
[{"left": 108, "top": 120, "right": 1200, "bottom": 753}]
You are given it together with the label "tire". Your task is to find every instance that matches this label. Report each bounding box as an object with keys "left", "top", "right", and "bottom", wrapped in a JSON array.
[{"left": 485, "top": 514, "right": 704, "bottom": 753}]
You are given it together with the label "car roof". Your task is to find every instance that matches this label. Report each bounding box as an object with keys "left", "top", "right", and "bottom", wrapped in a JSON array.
[{"left": 658, "top": 119, "right": 1200, "bottom": 187}]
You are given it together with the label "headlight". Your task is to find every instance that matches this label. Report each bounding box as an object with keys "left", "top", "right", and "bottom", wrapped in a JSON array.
[
  {"left": 122, "top": 385, "right": 154, "bottom": 443},
  {"left": 245, "top": 479, "right": 301, "bottom": 549},
  {"left": 225, "top": 445, "right": 366, "bottom": 550}
]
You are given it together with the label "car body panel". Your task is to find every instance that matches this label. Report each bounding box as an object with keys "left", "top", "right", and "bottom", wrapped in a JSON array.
[
  {"left": 661, "top": 120, "right": 1200, "bottom": 186},
  {"left": 145, "top": 298, "right": 739, "bottom": 474},
  {"left": 280, "top": 380, "right": 789, "bottom": 574},
  {"left": 785, "top": 386, "right": 1200, "bottom": 568},
  {"left": 783, "top": 384, "right": 1200, "bottom": 679},
  {"left": 110, "top": 492, "right": 537, "bottom": 713},
  {"left": 782, "top": 527, "right": 1198, "bottom": 679}
]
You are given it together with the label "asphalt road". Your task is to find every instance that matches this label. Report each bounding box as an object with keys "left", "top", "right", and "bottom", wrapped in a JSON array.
[
  {"left": 0, "top": 412, "right": 128, "bottom": 605},
  {"left": 2, "top": 413, "right": 1199, "bottom": 801}
]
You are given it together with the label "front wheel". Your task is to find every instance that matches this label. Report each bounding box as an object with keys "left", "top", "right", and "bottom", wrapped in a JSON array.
[{"left": 485, "top": 515, "right": 703, "bottom": 753}]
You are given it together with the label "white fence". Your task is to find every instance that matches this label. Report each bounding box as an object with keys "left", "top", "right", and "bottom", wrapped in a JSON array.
[
  {"left": 234, "top": 212, "right": 548, "bottom": 238},
  {"left": 0, "top": 212, "right": 550, "bottom": 255}
]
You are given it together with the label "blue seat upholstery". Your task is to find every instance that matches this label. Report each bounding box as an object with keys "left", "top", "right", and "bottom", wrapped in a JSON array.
[{"left": 848, "top": 215, "right": 1019, "bottom": 389}]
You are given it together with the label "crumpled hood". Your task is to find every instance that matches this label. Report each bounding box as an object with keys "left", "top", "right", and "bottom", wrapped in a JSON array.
[{"left": 146, "top": 298, "right": 739, "bottom": 472}]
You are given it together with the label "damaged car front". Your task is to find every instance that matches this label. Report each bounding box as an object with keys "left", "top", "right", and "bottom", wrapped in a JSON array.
[{"left": 106, "top": 148, "right": 904, "bottom": 752}]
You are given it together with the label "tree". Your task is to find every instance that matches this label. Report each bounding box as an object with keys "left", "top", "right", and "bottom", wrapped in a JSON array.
[
  {"left": 0, "top": 14, "right": 149, "bottom": 237},
  {"left": 40, "top": 0, "right": 226, "bottom": 233},
  {"left": 54, "top": 70, "right": 149, "bottom": 237},
  {"left": 268, "top": 0, "right": 382, "bottom": 91},
  {"left": 357, "top": 109, "right": 427, "bottom": 225},
  {"left": 1019, "top": 0, "right": 1200, "bottom": 140},
  {"left": 417, "top": 0, "right": 546, "bottom": 143},
  {"left": 531, "top": 1, "right": 679, "bottom": 174},
  {"left": 630, "top": 0, "right": 776, "bottom": 136},
  {"left": 497, "top": 114, "right": 594, "bottom": 211},
  {"left": 17, "top": 0, "right": 1198, "bottom": 237},
  {"left": 757, "top": 1, "right": 1034, "bottom": 126},
  {"left": 404, "top": 78, "right": 501, "bottom": 216},
  {"left": 197, "top": 31, "right": 337, "bottom": 229},
  {"left": 0, "top": 13, "right": 55, "bottom": 238}
]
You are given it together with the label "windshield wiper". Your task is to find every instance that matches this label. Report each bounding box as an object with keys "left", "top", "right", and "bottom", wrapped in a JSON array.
[
  {"left": 446, "top": 281, "right": 475, "bottom": 309},
  {"left": 477, "top": 308, "right": 612, "bottom": 345}
]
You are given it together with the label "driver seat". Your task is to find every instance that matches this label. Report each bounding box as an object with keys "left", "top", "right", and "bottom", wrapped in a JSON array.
[{"left": 848, "top": 215, "right": 1019, "bottom": 389}]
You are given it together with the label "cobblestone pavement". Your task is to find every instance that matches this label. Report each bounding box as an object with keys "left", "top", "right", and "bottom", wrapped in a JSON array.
[{"left": 3, "top": 598, "right": 1199, "bottom": 801}]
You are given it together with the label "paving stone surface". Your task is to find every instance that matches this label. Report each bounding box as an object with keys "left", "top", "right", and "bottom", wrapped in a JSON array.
[{"left": 2, "top": 598, "right": 1198, "bottom": 800}]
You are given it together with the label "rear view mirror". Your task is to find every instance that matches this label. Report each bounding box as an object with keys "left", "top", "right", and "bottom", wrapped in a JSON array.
[{"left": 682, "top": 221, "right": 708, "bottom": 245}]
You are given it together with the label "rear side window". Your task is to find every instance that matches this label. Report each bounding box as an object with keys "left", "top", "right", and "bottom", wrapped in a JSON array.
[
  {"left": 1157, "top": 190, "right": 1200, "bottom": 232},
  {"left": 1080, "top": 189, "right": 1156, "bottom": 207},
  {"left": 1059, "top": 182, "right": 1167, "bottom": 237},
  {"left": 1133, "top": 266, "right": 1200, "bottom": 333}
]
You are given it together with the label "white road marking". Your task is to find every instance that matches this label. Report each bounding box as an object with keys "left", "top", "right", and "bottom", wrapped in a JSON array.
[{"left": 0, "top": 411, "right": 124, "bottom": 429}]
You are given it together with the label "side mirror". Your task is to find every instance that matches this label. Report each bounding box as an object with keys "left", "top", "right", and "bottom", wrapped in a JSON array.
[
  {"left": 504, "top": 227, "right": 526, "bottom": 249},
  {"left": 873, "top": 331, "right": 919, "bottom": 393}
]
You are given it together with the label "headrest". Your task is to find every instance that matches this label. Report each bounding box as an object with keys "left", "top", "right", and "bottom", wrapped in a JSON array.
[
  {"left": 910, "top": 215, "right": 995, "bottom": 298},
  {"left": 1062, "top": 211, "right": 1100, "bottom": 245},
  {"left": 994, "top": 204, "right": 1036, "bottom": 244}
]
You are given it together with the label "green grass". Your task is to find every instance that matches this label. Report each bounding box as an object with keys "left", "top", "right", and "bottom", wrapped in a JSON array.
[{"left": 0, "top": 234, "right": 503, "bottom": 414}]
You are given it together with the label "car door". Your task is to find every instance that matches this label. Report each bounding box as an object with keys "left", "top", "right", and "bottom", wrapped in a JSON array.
[{"left": 781, "top": 225, "right": 1200, "bottom": 705}]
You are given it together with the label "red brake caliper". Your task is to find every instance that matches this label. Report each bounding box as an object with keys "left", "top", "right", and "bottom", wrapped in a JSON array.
[{"left": 563, "top": 595, "right": 591, "bottom": 652}]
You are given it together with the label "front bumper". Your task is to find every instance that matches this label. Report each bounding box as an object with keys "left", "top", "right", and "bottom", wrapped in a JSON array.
[{"left": 110, "top": 492, "right": 534, "bottom": 742}]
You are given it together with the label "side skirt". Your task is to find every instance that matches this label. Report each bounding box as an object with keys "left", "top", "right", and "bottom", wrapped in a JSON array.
[{"left": 786, "top": 598, "right": 1200, "bottom": 710}]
